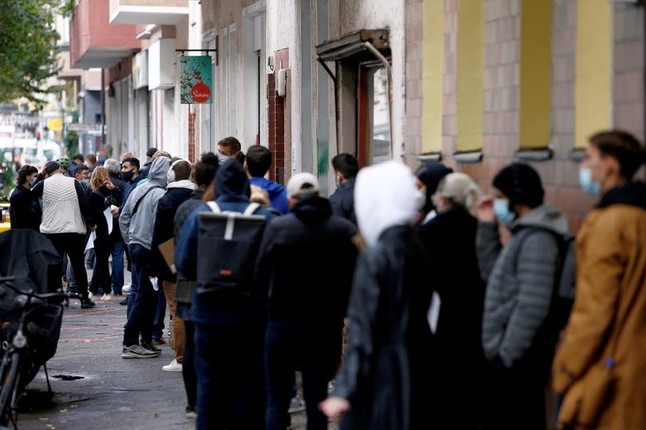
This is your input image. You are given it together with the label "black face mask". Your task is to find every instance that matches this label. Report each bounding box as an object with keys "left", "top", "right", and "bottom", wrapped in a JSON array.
[{"left": 121, "top": 171, "right": 134, "bottom": 182}]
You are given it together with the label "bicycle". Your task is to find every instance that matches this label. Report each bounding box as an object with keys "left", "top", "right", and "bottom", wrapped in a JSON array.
[{"left": 0, "top": 276, "right": 75, "bottom": 429}]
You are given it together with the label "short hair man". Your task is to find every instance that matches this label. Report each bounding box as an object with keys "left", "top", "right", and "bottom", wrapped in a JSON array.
[
  {"left": 31, "top": 161, "right": 97, "bottom": 309},
  {"left": 246, "top": 145, "right": 288, "bottom": 214},
  {"left": 217, "top": 136, "right": 243, "bottom": 165},
  {"left": 329, "top": 153, "right": 359, "bottom": 224},
  {"left": 256, "top": 172, "right": 357, "bottom": 430}
]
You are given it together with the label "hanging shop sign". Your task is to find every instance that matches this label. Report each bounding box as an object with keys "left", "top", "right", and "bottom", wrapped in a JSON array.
[{"left": 179, "top": 55, "right": 213, "bottom": 104}]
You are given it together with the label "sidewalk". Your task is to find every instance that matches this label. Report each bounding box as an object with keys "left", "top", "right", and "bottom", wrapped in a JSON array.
[
  {"left": 14, "top": 295, "right": 331, "bottom": 430},
  {"left": 16, "top": 297, "right": 191, "bottom": 430}
]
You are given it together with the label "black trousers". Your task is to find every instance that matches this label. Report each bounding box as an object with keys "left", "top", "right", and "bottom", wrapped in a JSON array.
[{"left": 45, "top": 233, "right": 89, "bottom": 301}]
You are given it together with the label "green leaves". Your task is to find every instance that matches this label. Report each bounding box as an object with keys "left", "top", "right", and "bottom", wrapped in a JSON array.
[{"left": 0, "top": 0, "right": 63, "bottom": 106}]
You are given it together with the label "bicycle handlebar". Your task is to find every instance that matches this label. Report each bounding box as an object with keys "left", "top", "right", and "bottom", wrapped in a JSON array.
[{"left": 0, "top": 277, "right": 71, "bottom": 302}]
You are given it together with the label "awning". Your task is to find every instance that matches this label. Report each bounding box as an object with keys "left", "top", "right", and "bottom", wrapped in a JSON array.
[{"left": 316, "top": 29, "right": 390, "bottom": 63}]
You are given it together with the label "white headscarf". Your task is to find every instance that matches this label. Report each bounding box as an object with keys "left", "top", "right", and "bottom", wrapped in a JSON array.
[{"left": 354, "top": 161, "right": 424, "bottom": 248}]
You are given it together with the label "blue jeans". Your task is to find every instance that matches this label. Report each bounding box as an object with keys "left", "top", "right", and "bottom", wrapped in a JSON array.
[
  {"left": 264, "top": 321, "right": 343, "bottom": 430},
  {"left": 153, "top": 288, "right": 166, "bottom": 340},
  {"left": 195, "top": 321, "right": 265, "bottom": 430},
  {"left": 123, "top": 244, "right": 157, "bottom": 347},
  {"left": 111, "top": 239, "right": 125, "bottom": 293}
]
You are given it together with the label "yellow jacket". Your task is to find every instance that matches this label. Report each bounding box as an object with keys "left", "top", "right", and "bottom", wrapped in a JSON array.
[{"left": 553, "top": 182, "right": 646, "bottom": 430}]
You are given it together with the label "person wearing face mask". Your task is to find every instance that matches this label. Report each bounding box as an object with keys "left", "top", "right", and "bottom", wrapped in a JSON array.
[
  {"left": 217, "top": 136, "right": 244, "bottom": 166},
  {"left": 474, "top": 162, "right": 568, "bottom": 430},
  {"left": 120, "top": 157, "right": 143, "bottom": 207},
  {"left": 9, "top": 164, "right": 41, "bottom": 231},
  {"left": 414, "top": 161, "right": 453, "bottom": 225},
  {"left": 73, "top": 163, "right": 92, "bottom": 198},
  {"left": 551, "top": 130, "right": 646, "bottom": 430},
  {"left": 320, "top": 161, "right": 434, "bottom": 429}
]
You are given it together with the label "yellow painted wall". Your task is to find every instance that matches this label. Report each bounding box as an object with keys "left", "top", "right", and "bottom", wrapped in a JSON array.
[
  {"left": 456, "top": 0, "right": 483, "bottom": 153},
  {"left": 422, "top": 0, "right": 444, "bottom": 153},
  {"left": 575, "top": 0, "right": 612, "bottom": 149},
  {"left": 519, "top": 0, "right": 552, "bottom": 149}
]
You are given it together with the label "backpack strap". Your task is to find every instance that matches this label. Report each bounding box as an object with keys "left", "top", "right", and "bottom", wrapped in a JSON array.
[
  {"left": 243, "top": 202, "right": 261, "bottom": 216},
  {"left": 207, "top": 202, "right": 221, "bottom": 213}
]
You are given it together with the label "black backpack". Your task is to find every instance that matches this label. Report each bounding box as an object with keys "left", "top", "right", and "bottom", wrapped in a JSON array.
[{"left": 196, "top": 202, "right": 267, "bottom": 296}]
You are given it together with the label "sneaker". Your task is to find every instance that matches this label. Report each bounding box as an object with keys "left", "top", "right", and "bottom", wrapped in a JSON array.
[
  {"left": 185, "top": 405, "right": 197, "bottom": 419},
  {"left": 162, "top": 359, "right": 183, "bottom": 372},
  {"left": 140, "top": 341, "right": 161, "bottom": 353},
  {"left": 122, "top": 284, "right": 131, "bottom": 294},
  {"left": 80, "top": 299, "right": 96, "bottom": 309},
  {"left": 122, "top": 344, "right": 160, "bottom": 359},
  {"left": 100, "top": 293, "right": 111, "bottom": 301}
]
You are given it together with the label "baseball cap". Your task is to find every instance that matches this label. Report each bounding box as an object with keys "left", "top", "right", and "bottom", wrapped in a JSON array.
[
  {"left": 287, "top": 172, "right": 320, "bottom": 198},
  {"left": 146, "top": 147, "right": 158, "bottom": 158}
]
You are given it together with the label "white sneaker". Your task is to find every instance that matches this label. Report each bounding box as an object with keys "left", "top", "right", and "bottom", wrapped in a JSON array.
[
  {"left": 162, "top": 359, "right": 183, "bottom": 372},
  {"left": 100, "top": 293, "right": 111, "bottom": 301},
  {"left": 122, "top": 284, "right": 132, "bottom": 294}
]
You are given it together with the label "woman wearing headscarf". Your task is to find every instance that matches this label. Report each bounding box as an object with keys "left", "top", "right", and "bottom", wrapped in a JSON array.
[
  {"left": 414, "top": 161, "right": 453, "bottom": 225},
  {"left": 320, "top": 161, "right": 433, "bottom": 430},
  {"left": 417, "top": 173, "right": 487, "bottom": 428}
]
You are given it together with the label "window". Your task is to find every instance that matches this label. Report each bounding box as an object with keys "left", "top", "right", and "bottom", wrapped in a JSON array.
[{"left": 358, "top": 65, "right": 391, "bottom": 165}]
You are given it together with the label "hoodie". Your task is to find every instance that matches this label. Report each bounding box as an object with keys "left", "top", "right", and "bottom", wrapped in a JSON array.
[
  {"left": 119, "top": 157, "right": 170, "bottom": 249},
  {"left": 354, "top": 161, "right": 423, "bottom": 248},
  {"left": 477, "top": 203, "right": 569, "bottom": 368},
  {"left": 249, "top": 176, "right": 289, "bottom": 215}
]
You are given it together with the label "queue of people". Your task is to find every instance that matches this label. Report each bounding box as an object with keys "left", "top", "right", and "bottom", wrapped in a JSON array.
[{"left": 3, "top": 128, "right": 645, "bottom": 430}]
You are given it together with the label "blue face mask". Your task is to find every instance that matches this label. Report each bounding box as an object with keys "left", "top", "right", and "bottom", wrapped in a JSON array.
[
  {"left": 493, "top": 198, "right": 515, "bottom": 224},
  {"left": 579, "top": 167, "right": 600, "bottom": 196}
]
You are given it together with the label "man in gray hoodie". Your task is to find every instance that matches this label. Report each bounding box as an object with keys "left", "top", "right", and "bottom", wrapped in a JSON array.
[
  {"left": 475, "top": 163, "right": 568, "bottom": 430},
  {"left": 119, "top": 156, "right": 171, "bottom": 359}
]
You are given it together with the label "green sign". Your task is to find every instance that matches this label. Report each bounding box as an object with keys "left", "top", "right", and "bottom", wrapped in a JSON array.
[{"left": 180, "top": 55, "right": 213, "bottom": 104}]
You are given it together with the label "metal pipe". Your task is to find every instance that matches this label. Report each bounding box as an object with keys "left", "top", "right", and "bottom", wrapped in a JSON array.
[
  {"left": 362, "top": 41, "right": 394, "bottom": 159},
  {"left": 316, "top": 59, "right": 340, "bottom": 155}
]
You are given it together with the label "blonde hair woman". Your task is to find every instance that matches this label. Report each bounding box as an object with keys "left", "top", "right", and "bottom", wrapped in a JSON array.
[{"left": 88, "top": 166, "right": 118, "bottom": 300}]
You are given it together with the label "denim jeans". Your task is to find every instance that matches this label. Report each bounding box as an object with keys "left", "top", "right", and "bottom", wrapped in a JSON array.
[
  {"left": 152, "top": 288, "right": 166, "bottom": 340},
  {"left": 264, "top": 321, "right": 343, "bottom": 430},
  {"left": 195, "top": 321, "right": 265, "bottom": 430},
  {"left": 123, "top": 244, "right": 157, "bottom": 347},
  {"left": 111, "top": 239, "right": 125, "bottom": 293}
]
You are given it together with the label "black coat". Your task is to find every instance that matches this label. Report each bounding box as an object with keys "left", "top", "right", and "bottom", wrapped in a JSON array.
[
  {"left": 256, "top": 195, "right": 357, "bottom": 325},
  {"left": 9, "top": 185, "right": 41, "bottom": 231},
  {"left": 334, "top": 225, "right": 433, "bottom": 430},
  {"left": 89, "top": 186, "right": 117, "bottom": 241},
  {"left": 151, "top": 186, "right": 194, "bottom": 281},
  {"left": 416, "top": 208, "right": 487, "bottom": 428},
  {"left": 329, "top": 180, "right": 356, "bottom": 225}
]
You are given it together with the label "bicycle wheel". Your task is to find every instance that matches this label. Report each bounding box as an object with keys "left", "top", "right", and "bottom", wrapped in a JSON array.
[{"left": 0, "top": 351, "right": 20, "bottom": 426}]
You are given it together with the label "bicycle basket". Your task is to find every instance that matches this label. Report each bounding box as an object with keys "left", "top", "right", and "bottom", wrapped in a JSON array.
[{"left": 23, "top": 304, "right": 63, "bottom": 363}]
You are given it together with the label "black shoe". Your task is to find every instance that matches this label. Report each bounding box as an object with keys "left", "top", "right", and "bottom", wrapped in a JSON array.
[
  {"left": 185, "top": 405, "right": 197, "bottom": 419},
  {"left": 80, "top": 299, "right": 96, "bottom": 309},
  {"left": 119, "top": 298, "right": 128, "bottom": 306},
  {"left": 140, "top": 341, "right": 161, "bottom": 353},
  {"left": 153, "top": 338, "right": 166, "bottom": 346}
]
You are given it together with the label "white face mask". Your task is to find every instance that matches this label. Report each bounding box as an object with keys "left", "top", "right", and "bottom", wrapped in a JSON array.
[{"left": 218, "top": 154, "right": 230, "bottom": 165}]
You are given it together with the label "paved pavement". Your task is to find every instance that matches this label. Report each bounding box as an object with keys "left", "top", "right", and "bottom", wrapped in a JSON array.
[{"left": 14, "top": 294, "right": 337, "bottom": 430}]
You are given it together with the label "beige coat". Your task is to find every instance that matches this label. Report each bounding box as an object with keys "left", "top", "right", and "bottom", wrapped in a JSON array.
[{"left": 553, "top": 201, "right": 646, "bottom": 430}]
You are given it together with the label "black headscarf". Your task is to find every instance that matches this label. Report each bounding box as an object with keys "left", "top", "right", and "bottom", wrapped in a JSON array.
[{"left": 415, "top": 162, "right": 453, "bottom": 215}]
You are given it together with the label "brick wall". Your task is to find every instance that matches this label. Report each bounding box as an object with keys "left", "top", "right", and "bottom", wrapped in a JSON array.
[
  {"left": 405, "top": 0, "right": 424, "bottom": 157},
  {"left": 613, "top": 5, "right": 644, "bottom": 142},
  {"left": 267, "top": 48, "right": 290, "bottom": 184}
]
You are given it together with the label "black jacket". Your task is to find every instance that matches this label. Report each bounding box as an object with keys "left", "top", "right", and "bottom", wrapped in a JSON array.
[
  {"left": 416, "top": 208, "right": 487, "bottom": 427},
  {"left": 9, "top": 185, "right": 41, "bottom": 231},
  {"left": 89, "top": 186, "right": 117, "bottom": 240},
  {"left": 256, "top": 196, "right": 357, "bottom": 325},
  {"left": 151, "top": 185, "right": 194, "bottom": 281},
  {"left": 334, "top": 225, "right": 433, "bottom": 430},
  {"left": 329, "top": 180, "right": 356, "bottom": 225}
]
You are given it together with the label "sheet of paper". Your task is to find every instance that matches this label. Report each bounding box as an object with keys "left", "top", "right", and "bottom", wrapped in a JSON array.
[
  {"left": 427, "top": 291, "right": 441, "bottom": 334},
  {"left": 103, "top": 207, "right": 113, "bottom": 235},
  {"left": 84, "top": 231, "right": 96, "bottom": 252}
]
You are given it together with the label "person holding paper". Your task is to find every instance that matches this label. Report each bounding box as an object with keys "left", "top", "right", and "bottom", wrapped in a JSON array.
[
  {"left": 416, "top": 172, "right": 486, "bottom": 428},
  {"left": 88, "top": 167, "right": 120, "bottom": 300}
]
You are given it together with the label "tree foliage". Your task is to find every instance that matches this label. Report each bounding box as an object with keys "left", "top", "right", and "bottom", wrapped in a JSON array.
[{"left": 0, "top": 0, "right": 63, "bottom": 107}]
